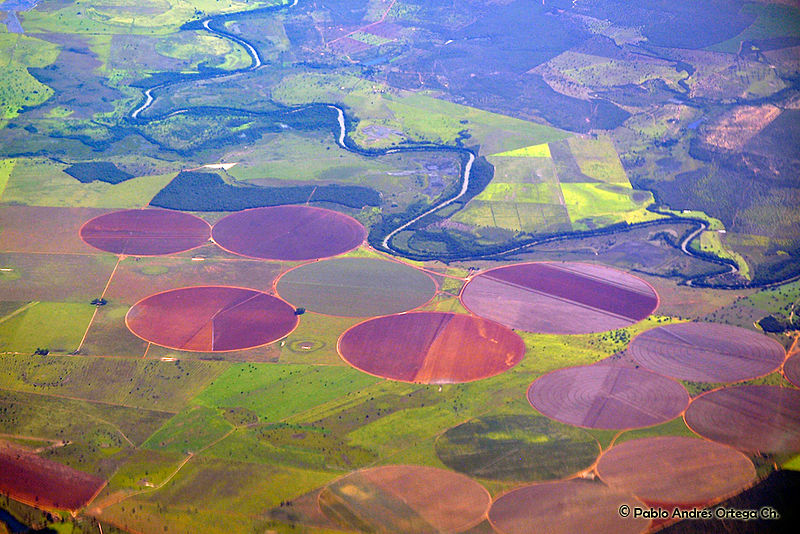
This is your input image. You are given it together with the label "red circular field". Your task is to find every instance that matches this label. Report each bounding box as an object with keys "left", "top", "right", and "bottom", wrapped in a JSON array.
[
  {"left": 319, "top": 465, "right": 490, "bottom": 533},
  {"left": 684, "top": 385, "right": 800, "bottom": 453},
  {"left": 461, "top": 262, "right": 658, "bottom": 334},
  {"left": 527, "top": 365, "right": 689, "bottom": 429},
  {"left": 488, "top": 479, "right": 649, "bottom": 534},
  {"left": 627, "top": 322, "right": 785, "bottom": 383},
  {"left": 80, "top": 209, "right": 210, "bottom": 255},
  {"left": 126, "top": 286, "right": 298, "bottom": 352},
  {"left": 784, "top": 351, "right": 800, "bottom": 388},
  {"left": 211, "top": 206, "right": 366, "bottom": 260},
  {"left": 338, "top": 312, "right": 525, "bottom": 383},
  {"left": 596, "top": 437, "right": 756, "bottom": 507}
]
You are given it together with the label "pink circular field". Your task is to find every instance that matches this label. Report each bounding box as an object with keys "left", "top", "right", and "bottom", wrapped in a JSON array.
[
  {"left": 338, "top": 312, "right": 525, "bottom": 383},
  {"left": 80, "top": 209, "right": 210, "bottom": 255},
  {"left": 627, "top": 322, "right": 785, "bottom": 383},
  {"left": 684, "top": 385, "right": 800, "bottom": 453},
  {"left": 212, "top": 206, "right": 365, "bottom": 260},
  {"left": 461, "top": 262, "right": 658, "bottom": 334},
  {"left": 784, "top": 351, "right": 800, "bottom": 388},
  {"left": 596, "top": 436, "right": 756, "bottom": 507},
  {"left": 527, "top": 365, "right": 689, "bottom": 429},
  {"left": 126, "top": 286, "right": 298, "bottom": 352},
  {"left": 319, "top": 465, "right": 490, "bottom": 533},
  {"left": 488, "top": 479, "right": 649, "bottom": 534}
]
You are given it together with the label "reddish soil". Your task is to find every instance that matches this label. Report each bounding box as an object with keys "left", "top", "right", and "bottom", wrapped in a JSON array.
[
  {"left": 784, "top": 351, "right": 800, "bottom": 388},
  {"left": 526, "top": 365, "right": 689, "bottom": 430},
  {"left": 320, "top": 465, "right": 490, "bottom": 533},
  {"left": 627, "top": 322, "right": 785, "bottom": 383},
  {"left": 211, "top": 206, "right": 366, "bottom": 261},
  {"left": 80, "top": 209, "right": 210, "bottom": 255},
  {"left": 0, "top": 442, "right": 105, "bottom": 512},
  {"left": 684, "top": 385, "right": 800, "bottom": 453},
  {"left": 596, "top": 436, "right": 756, "bottom": 507},
  {"left": 488, "top": 479, "right": 649, "bottom": 534},
  {"left": 461, "top": 262, "right": 658, "bottom": 334},
  {"left": 330, "top": 37, "right": 372, "bottom": 55},
  {"left": 0, "top": 206, "right": 106, "bottom": 254},
  {"left": 104, "top": 256, "right": 284, "bottom": 305},
  {"left": 338, "top": 312, "right": 525, "bottom": 383},
  {"left": 126, "top": 286, "right": 297, "bottom": 352}
]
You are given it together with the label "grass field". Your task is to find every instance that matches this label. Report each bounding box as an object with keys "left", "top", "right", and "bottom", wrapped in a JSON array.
[
  {"left": 0, "top": 34, "right": 59, "bottom": 125},
  {"left": 707, "top": 2, "right": 800, "bottom": 54},
  {"left": 0, "top": 354, "right": 226, "bottom": 412},
  {"left": 0, "top": 302, "right": 95, "bottom": 354},
  {"left": 0, "top": 157, "right": 177, "bottom": 209}
]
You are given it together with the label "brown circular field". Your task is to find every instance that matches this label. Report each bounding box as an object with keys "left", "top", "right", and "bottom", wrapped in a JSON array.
[
  {"left": 338, "top": 312, "right": 525, "bottom": 383},
  {"left": 488, "top": 479, "right": 649, "bottom": 534},
  {"left": 126, "top": 286, "right": 298, "bottom": 352},
  {"left": 527, "top": 365, "right": 689, "bottom": 430},
  {"left": 684, "top": 385, "right": 800, "bottom": 453},
  {"left": 80, "top": 209, "right": 210, "bottom": 255},
  {"left": 211, "top": 206, "right": 365, "bottom": 260},
  {"left": 596, "top": 436, "right": 756, "bottom": 507},
  {"left": 784, "top": 351, "right": 800, "bottom": 388},
  {"left": 627, "top": 322, "right": 785, "bottom": 383},
  {"left": 276, "top": 257, "right": 436, "bottom": 317},
  {"left": 460, "top": 262, "right": 658, "bottom": 334},
  {"left": 318, "top": 465, "right": 490, "bottom": 533}
]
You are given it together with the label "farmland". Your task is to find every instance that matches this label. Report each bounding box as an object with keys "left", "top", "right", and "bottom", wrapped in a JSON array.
[{"left": 1, "top": 0, "right": 800, "bottom": 532}]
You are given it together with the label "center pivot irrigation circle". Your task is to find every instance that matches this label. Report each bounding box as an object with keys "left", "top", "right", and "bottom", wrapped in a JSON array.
[
  {"left": 460, "top": 262, "right": 659, "bottom": 334},
  {"left": 684, "top": 385, "right": 800, "bottom": 453},
  {"left": 527, "top": 365, "right": 689, "bottom": 430},
  {"left": 338, "top": 312, "right": 525, "bottom": 383},
  {"left": 126, "top": 286, "right": 298, "bottom": 352},
  {"left": 488, "top": 479, "right": 649, "bottom": 534},
  {"left": 784, "top": 351, "right": 800, "bottom": 388},
  {"left": 80, "top": 209, "right": 211, "bottom": 256},
  {"left": 212, "top": 206, "right": 366, "bottom": 261},
  {"left": 596, "top": 436, "right": 756, "bottom": 507},
  {"left": 627, "top": 322, "right": 785, "bottom": 383},
  {"left": 319, "top": 465, "right": 490, "bottom": 534},
  {"left": 276, "top": 257, "right": 437, "bottom": 317}
]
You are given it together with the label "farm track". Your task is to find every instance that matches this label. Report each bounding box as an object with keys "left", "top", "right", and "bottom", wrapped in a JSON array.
[{"left": 126, "top": 0, "right": 769, "bottom": 289}]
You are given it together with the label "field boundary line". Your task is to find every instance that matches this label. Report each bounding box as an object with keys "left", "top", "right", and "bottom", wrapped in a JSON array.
[
  {"left": 0, "top": 300, "right": 39, "bottom": 324},
  {"left": 0, "top": 386, "right": 178, "bottom": 414}
]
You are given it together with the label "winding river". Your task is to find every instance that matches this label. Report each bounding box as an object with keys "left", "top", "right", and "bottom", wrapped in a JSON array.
[{"left": 128, "top": 0, "right": 749, "bottom": 287}]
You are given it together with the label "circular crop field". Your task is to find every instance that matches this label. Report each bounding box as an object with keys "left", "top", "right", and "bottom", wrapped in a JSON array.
[
  {"left": 460, "top": 262, "right": 658, "bottom": 334},
  {"left": 627, "top": 322, "right": 784, "bottom": 383},
  {"left": 338, "top": 312, "right": 525, "bottom": 383},
  {"left": 80, "top": 209, "right": 210, "bottom": 255},
  {"left": 684, "top": 385, "right": 800, "bottom": 453},
  {"left": 784, "top": 351, "right": 800, "bottom": 388},
  {"left": 488, "top": 479, "right": 649, "bottom": 534},
  {"left": 211, "top": 206, "right": 365, "bottom": 260},
  {"left": 318, "top": 465, "right": 490, "bottom": 533},
  {"left": 276, "top": 257, "right": 436, "bottom": 317},
  {"left": 596, "top": 436, "right": 756, "bottom": 507},
  {"left": 435, "top": 414, "right": 599, "bottom": 482},
  {"left": 126, "top": 286, "right": 297, "bottom": 352},
  {"left": 527, "top": 365, "right": 689, "bottom": 430}
]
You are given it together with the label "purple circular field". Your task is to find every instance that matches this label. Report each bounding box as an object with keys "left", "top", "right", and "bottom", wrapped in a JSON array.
[
  {"left": 684, "top": 385, "right": 800, "bottom": 453},
  {"left": 126, "top": 286, "right": 298, "bottom": 352},
  {"left": 80, "top": 209, "right": 210, "bottom": 255},
  {"left": 596, "top": 436, "right": 756, "bottom": 507},
  {"left": 461, "top": 262, "right": 658, "bottom": 334},
  {"left": 212, "top": 206, "right": 365, "bottom": 260},
  {"left": 338, "top": 312, "right": 525, "bottom": 383},
  {"left": 527, "top": 365, "right": 689, "bottom": 430},
  {"left": 627, "top": 322, "right": 785, "bottom": 383},
  {"left": 784, "top": 351, "right": 800, "bottom": 388},
  {"left": 488, "top": 479, "right": 648, "bottom": 534}
]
